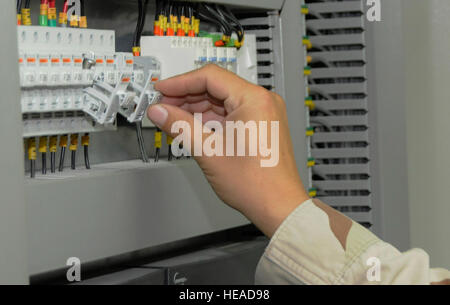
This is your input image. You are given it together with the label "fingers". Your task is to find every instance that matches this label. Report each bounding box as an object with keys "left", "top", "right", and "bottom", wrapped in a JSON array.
[
  {"left": 179, "top": 100, "right": 227, "bottom": 116},
  {"left": 155, "top": 64, "right": 253, "bottom": 112}
]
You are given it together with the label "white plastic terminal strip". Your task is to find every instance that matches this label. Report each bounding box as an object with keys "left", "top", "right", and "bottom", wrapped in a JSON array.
[{"left": 83, "top": 56, "right": 161, "bottom": 125}]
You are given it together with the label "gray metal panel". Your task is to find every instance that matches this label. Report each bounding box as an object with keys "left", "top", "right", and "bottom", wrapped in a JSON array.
[
  {"left": 364, "top": 0, "right": 410, "bottom": 249},
  {"left": 143, "top": 239, "right": 268, "bottom": 285},
  {"left": 309, "top": 1, "right": 364, "bottom": 15},
  {"left": 305, "top": 0, "right": 374, "bottom": 228},
  {"left": 311, "top": 67, "right": 366, "bottom": 78},
  {"left": 311, "top": 148, "right": 369, "bottom": 159},
  {"left": 314, "top": 99, "right": 368, "bottom": 111},
  {"left": 314, "top": 164, "right": 370, "bottom": 175},
  {"left": 0, "top": 1, "right": 29, "bottom": 284},
  {"left": 310, "top": 34, "right": 365, "bottom": 46},
  {"left": 310, "top": 51, "right": 366, "bottom": 63},
  {"left": 311, "top": 83, "right": 367, "bottom": 95},
  {"left": 241, "top": 12, "right": 284, "bottom": 94},
  {"left": 311, "top": 115, "right": 367, "bottom": 126},
  {"left": 319, "top": 196, "right": 372, "bottom": 208},
  {"left": 280, "top": 0, "right": 309, "bottom": 183},
  {"left": 307, "top": 17, "right": 364, "bottom": 31},
  {"left": 312, "top": 131, "right": 368, "bottom": 143},
  {"left": 25, "top": 160, "right": 248, "bottom": 275},
  {"left": 314, "top": 180, "right": 370, "bottom": 190}
]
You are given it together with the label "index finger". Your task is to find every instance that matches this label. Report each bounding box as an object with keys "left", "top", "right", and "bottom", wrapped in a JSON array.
[{"left": 154, "top": 64, "right": 254, "bottom": 110}]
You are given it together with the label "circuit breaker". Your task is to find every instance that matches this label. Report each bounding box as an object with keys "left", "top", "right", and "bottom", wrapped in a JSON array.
[{"left": 17, "top": 26, "right": 161, "bottom": 137}]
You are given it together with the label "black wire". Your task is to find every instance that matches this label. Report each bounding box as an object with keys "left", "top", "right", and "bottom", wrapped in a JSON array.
[
  {"left": 154, "top": 148, "right": 160, "bottom": 162},
  {"left": 154, "top": 128, "right": 161, "bottom": 163},
  {"left": 71, "top": 150, "right": 76, "bottom": 170},
  {"left": 168, "top": 144, "right": 172, "bottom": 161},
  {"left": 30, "top": 160, "right": 35, "bottom": 178},
  {"left": 58, "top": 147, "right": 66, "bottom": 172},
  {"left": 17, "top": 0, "right": 22, "bottom": 14},
  {"left": 51, "top": 151, "right": 56, "bottom": 173},
  {"left": 24, "top": 0, "right": 30, "bottom": 9},
  {"left": 42, "top": 153, "right": 47, "bottom": 175},
  {"left": 133, "top": 0, "right": 143, "bottom": 47},
  {"left": 80, "top": 0, "right": 85, "bottom": 16},
  {"left": 217, "top": 5, "right": 244, "bottom": 43},
  {"left": 139, "top": 0, "right": 149, "bottom": 39},
  {"left": 202, "top": 4, "right": 232, "bottom": 37},
  {"left": 84, "top": 145, "right": 91, "bottom": 169}
]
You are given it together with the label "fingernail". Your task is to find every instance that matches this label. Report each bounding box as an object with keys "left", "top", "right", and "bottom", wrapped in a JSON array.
[{"left": 148, "top": 105, "right": 168, "bottom": 128}]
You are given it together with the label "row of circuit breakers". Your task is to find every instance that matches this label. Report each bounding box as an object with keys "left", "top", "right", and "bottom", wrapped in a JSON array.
[{"left": 18, "top": 26, "right": 257, "bottom": 175}]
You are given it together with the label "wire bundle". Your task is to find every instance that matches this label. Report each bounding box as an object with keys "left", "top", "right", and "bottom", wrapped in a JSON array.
[
  {"left": 20, "top": 0, "right": 32, "bottom": 26},
  {"left": 132, "top": 0, "right": 150, "bottom": 163},
  {"left": 154, "top": 1, "right": 244, "bottom": 48}
]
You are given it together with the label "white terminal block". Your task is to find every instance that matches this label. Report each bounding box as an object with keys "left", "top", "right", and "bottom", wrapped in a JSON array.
[
  {"left": 140, "top": 34, "right": 258, "bottom": 127},
  {"left": 17, "top": 26, "right": 117, "bottom": 137},
  {"left": 17, "top": 26, "right": 159, "bottom": 137}
]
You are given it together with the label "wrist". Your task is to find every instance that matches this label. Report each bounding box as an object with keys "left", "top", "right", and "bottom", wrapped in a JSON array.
[{"left": 247, "top": 183, "right": 309, "bottom": 238}]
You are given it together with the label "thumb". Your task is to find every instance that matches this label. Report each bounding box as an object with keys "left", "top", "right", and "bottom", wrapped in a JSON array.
[{"left": 147, "top": 103, "right": 200, "bottom": 156}]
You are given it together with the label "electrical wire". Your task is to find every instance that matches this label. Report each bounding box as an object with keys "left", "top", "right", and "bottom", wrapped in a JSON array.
[
  {"left": 84, "top": 146, "right": 91, "bottom": 169},
  {"left": 82, "top": 133, "right": 91, "bottom": 169},
  {"left": 132, "top": 1, "right": 150, "bottom": 163},
  {"left": 28, "top": 138, "right": 36, "bottom": 178},
  {"left": 154, "top": 128, "right": 162, "bottom": 162},
  {"left": 196, "top": 4, "right": 230, "bottom": 39},
  {"left": 216, "top": 5, "right": 244, "bottom": 45},
  {"left": 42, "top": 153, "right": 47, "bottom": 175},
  {"left": 69, "top": 134, "right": 78, "bottom": 170},
  {"left": 136, "top": 122, "right": 149, "bottom": 163},
  {"left": 58, "top": 135, "right": 68, "bottom": 172},
  {"left": 49, "top": 136, "right": 57, "bottom": 173},
  {"left": 50, "top": 150, "right": 56, "bottom": 173},
  {"left": 39, "top": 137, "right": 48, "bottom": 175},
  {"left": 24, "top": 0, "right": 31, "bottom": 9},
  {"left": 167, "top": 135, "right": 173, "bottom": 161},
  {"left": 17, "top": 0, "right": 22, "bottom": 14},
  {"left": 80, "top": 0, "right": 85, "bottom": 16},
  {"left": 58, "top": 147, "right": 66, "bottom": 171}
]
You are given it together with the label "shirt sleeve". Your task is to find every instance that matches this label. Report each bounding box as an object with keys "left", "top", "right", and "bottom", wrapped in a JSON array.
[{"left": 255, "top": 199, "right": 450, "bottom": 285}]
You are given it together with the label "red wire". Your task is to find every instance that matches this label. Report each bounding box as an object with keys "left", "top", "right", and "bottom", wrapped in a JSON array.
[
  {"left": 41, "top": 0, "right": 49, "bottom": 4},
  {"left": 63, "top": 0, "right": 69, "bottom": 13},
  {"left": 49, "top": 0, "right": 56, "bottom": 8}
]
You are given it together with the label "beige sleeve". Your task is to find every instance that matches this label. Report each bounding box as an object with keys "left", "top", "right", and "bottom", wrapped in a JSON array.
[{"left": 255, "top": 199, "right": 450, "bottom": 285}]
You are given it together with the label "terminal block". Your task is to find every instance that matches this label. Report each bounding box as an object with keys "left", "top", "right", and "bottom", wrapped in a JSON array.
[
  {"left": 17, "top": 26, "right": 161, "bottom": 137},
  {"left": 83, "top": 56, "right": 161, "bottom": 125}
]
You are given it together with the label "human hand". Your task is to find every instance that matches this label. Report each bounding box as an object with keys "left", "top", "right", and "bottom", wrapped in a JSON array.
[{"left": 147, "top": 64, "right": 309, "bottom": 237}]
